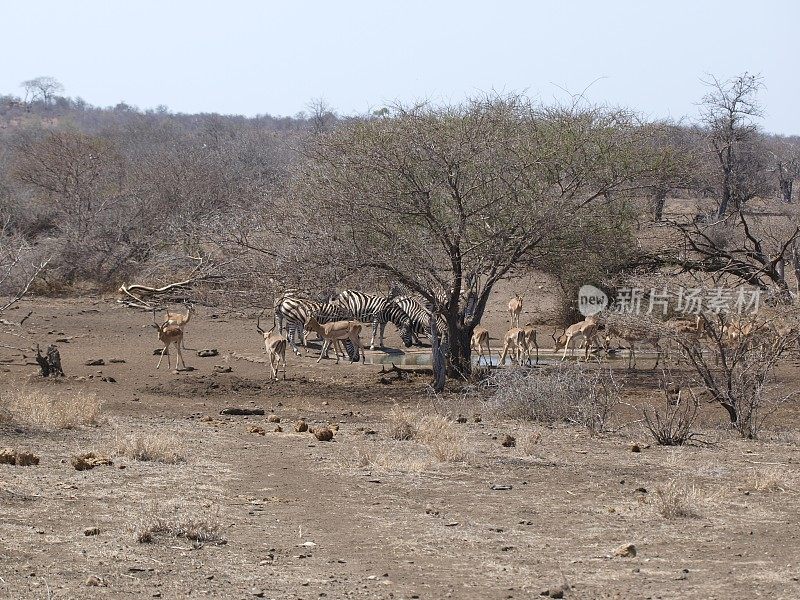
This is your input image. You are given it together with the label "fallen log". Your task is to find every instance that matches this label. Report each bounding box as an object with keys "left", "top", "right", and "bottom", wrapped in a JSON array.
[{"left": 219, "top": 407, "right": 265, "bottom": 416}]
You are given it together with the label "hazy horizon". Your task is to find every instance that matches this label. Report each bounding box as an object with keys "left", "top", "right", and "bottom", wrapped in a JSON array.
[{"left": 4, "top": 0, "right": 799, "bottom": 133}]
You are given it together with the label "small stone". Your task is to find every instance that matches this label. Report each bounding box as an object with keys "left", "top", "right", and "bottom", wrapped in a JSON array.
[
  {"left": 84, "top": 527, "right": 101, "bottom": 536},
  {"left": 247, "top": 425, "right": 266, "bottom": 436},
  {"left": 455, "top": 415, "right": 467, "bottom": 423},
  {"left": 84, "top": 359, "right": 105, "bottom": 366},
  {"left": 294, "top": 420, "right": 309, "bottom": 432},
  {"left": 85, "top": 575, "right": 105, "bottom": 587},
  {"left": 274, "top": 426, "right": 283, "bottom": 433},
  {"left": 501, "top": 434, "right": 516, "bottom": 448},
  {"left": 249, "top": 588, "right": 265, "bottom": 598},
  {"left": 213, "top": 365, "right": 232, "bottom": 373},
  {"left": 267, "top": 414, "right": 281, "bottom": 423},
  {"left": 490, "top": 484, "right": 513, "bottom": 491},
  {"left": 197, "top": 349, "right": 219, "bottom": 357},
  {"left": 630, "top": 444, "right": 641, "bottom": 453},
  {"left": 109, "top": 358, "right": 126, "bottom": 364},
  {"left": 614, "top": 543, "right": 637, "bottom": 558}
]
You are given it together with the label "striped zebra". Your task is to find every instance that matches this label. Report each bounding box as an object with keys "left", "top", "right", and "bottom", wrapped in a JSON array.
[
  {"left": 273, "top": 295, "right": 353, "bottom": 356},
  {"left": 334, "top": 290, "right": 412, "bottom": 349},
  {"left": 391, "top": 295, "right": 448, "bottom": 346}
]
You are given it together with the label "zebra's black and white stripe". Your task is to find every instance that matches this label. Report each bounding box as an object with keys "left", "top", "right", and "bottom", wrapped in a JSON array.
[
  {"left": 273, "top": 295, "right": 353, "bottom": 356},
  {"left": 391, "top": 295, "right": 448, "bottom": 346},
  {"left": 335, "top": 290, "right": 412, "bottom": 349}
]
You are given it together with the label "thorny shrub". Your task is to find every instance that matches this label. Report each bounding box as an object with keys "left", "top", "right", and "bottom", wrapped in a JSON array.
[{"left": 485, "top": 364, "right": 621, "bottom": 434}]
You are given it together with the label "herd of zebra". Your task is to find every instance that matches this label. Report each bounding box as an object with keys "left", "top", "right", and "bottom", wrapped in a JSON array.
[{"left": 273, "top": 289, "right": 446, "bottom": 358}]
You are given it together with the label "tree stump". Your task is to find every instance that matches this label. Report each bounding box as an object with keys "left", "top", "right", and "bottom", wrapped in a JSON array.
[{"left": 36, "top": 344, "right": 65, "bottom": 377}]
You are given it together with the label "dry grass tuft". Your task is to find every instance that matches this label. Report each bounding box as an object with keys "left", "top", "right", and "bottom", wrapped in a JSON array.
[
  {"left": 0, "top": 387, "right": 101, "bottom": 429},
  {"left": 744, "top": 466, "right": 789, "bottom": 493},
  {"left": 387, "top": 408, "right": 417, "bottom": 441},
  {"left": 414, "top": 414, "right": 471, "bottom": 462},
  {"left": 652, "top": 479, "right": 703, "bottom": 519},
  {"left": 115, "top": 431, "right": 187, "bottom": 464},
  {"left": 134, "top": 502, "right": 224, "bottom": 545},
  {"left": 354, "top": 442, "right": 433, "bottom": 474},
  {"left": 384, "top": 409, "right": 471, "bottom": 462},
  {"left": 515, "top": 429, "right": 543, "bottom": 456}
]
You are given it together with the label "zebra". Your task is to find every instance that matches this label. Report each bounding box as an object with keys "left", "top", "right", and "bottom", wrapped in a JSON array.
[
  {"left": 391, "top": 295, "right": 448, "bottom": 346},
  {"left": 334, "top": 290, "right": 412, "bottom": 349},
  {"left": 273, "top": 295, "right": 353, "bottom": 356}
]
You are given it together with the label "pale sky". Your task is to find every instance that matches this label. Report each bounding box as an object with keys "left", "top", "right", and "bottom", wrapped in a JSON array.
[{"left": 3, "top": 0, "right": 799, "bottom": 133}]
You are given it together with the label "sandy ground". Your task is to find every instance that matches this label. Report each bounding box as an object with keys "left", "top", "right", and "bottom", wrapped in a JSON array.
[{"left": 1, "top": 289, "right": 799, "bottom": 600}]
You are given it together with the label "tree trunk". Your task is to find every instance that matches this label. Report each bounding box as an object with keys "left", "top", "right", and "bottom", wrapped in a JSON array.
[
  {"left": 430, "top": 311, "right": 445, "bottom": 393},
  {"left": 653, "top": 190, "right": 668, "bottom": 221},
  {"left": 780, "top": 178, "right": 793, "bottom": 203},
  {"left": 446, "top": 324, "right": 473, "bottom": 379}
]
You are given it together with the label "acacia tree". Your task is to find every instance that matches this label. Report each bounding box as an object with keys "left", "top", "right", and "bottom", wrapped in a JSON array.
[
  {"left": 293, "top": 95, "right": 671, "bottom": 378},
  {"left": 700, "top": 73, "right": 771, "bottom": 216}
]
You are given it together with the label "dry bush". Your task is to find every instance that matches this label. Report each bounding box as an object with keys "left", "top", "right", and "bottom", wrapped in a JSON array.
[
  {"left": 134, "top": 501, "right": 224, "bottom": 546},
  {"left": 652, "top": 479, "right": 703, "bottom": 519},
  {"left": 0, "top": 387, "right": 101, "bottom": 429},
  {"left": 115, "top": 431, "right": 187, "bottom": 464},
  {"left": 486, "top": 364, "right": 621, "bottom": 434},
  {"left": 643, "top": 386, "right": 704, "bottom": 446},
  {"left": 744, "top": 466, "right": 789, "bottom": 493}
]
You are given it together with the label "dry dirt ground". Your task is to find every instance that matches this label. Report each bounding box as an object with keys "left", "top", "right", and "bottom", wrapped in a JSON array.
[{"left": 1, "top": 289, "right": 799, "bottom": 600}]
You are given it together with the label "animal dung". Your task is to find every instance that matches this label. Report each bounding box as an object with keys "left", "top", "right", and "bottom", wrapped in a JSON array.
[{"left": 313, "top": 427, "right": 334, "bottom": 442}]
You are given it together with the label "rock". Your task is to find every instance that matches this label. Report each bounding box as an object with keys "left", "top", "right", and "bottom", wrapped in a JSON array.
[
  {"left": 501, "top": 434, "right": 516, "bottom": 448},
  {"left": 213, "top": 365, "right": 232, "bottom": 373},
  {"left": 630, "top": 444, "right": 641, "bottom": 453},
  {"left": 455, "top": 415, "right": 467, "bottom": 423},
  {"left": 84, "top": 359, "right": 105, "bottom": 366},
  {"left": 267, "top": 414, "right": 281, "bottom": 423},
  {"left": 247, "top": 425, "right": 266, "bottom": 436},
  {"left": 249, "top": 588, "right": 265, "bottom": 597},
  {"left": 85, "top": 575, "right": 105, "bottom": 587},
  {"left": 14, "top": 452, "right": 39, "bottom": 467},
  {"left": 109, "top": 358, "right": 126, "bottom": 364},
  {"left": 294, "top": 420, "right": 308, "bottom": 432},
  {"left": 0, "top": 448, "right": 39, "bottom": 466},
  {"left": 84, "top": 527, "right": 101, "bottom": 536},
  {"left": 614, "top": 543, "right": 637, "bottom": 558},
  {"left": 314, "top": 427, "right": 334, "bottom": 442},
  {"left": 200, "top": 415, "right": 213, "bottom": 422},
  {"left": 274, "top": 426, "right": 282, "bottom": 433},
  {"left": 473, "top": 415, "right": 482, "bottom": 423},
  {"left": 490, "top": 484, "right": 513, "bottom": 491},
  {"left": 71, "top": 452, "right": 113, "bottom": 471},
  {"left": 329, "top": 423, "right": 339, "bottom": 431},
  {"left": 540, "top": 584, "right": 569, "bottom": 598},
  {"left": 634, "top": 487, "right": 648, "bottom": 494},
  {"left": 197, "top": 349, "right": 219, "bottom": 357},
  {"left": 0, "top": 448, "right": 15, "bottom": 464}
]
